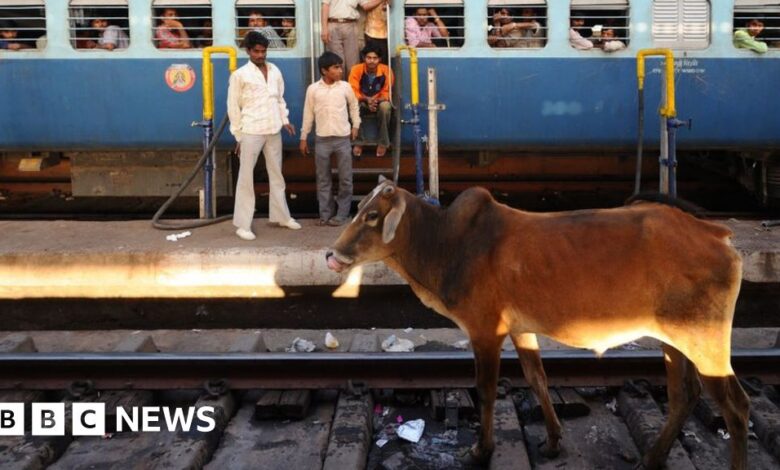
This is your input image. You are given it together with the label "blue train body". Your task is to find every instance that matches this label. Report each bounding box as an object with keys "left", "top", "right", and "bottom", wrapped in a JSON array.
[{"left": 1, "top": 1, "right": 778, "bottom": 202}]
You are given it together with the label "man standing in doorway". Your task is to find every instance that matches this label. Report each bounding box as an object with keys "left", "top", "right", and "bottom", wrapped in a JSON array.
[
  {"left": 228, "top": 31, "right": 300, "bottom": 241},
  {"left": 321, "top": 0, "right": 368, "bottom": 75}
]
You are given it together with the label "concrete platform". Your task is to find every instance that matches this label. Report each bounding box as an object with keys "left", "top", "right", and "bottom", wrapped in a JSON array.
[{"left": 0, "top": 217, "right": 777, "bottom": 299}]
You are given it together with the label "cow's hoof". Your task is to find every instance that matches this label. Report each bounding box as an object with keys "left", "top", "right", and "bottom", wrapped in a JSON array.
[
  {"left": 463, "top": 443, "right": 493, "bottom": 466},
  {"left": 641, "top": 455, "right": 661, "bottom": 470},
  {"left": 539, "top": 440, "right": 561, "bottom": 458}
]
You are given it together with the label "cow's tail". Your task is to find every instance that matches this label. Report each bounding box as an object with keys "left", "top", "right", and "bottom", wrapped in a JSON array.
[{"left": 624, "top": 192, "right": 706, "bottom": 218}]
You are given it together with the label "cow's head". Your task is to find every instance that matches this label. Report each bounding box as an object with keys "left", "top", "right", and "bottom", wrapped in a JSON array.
[{"left": 326, "top": 176, "right": 407, "bottom": 273}]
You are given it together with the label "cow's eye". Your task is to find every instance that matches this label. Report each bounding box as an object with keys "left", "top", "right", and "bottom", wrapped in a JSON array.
[{"left": 366, "top": 211, "right": 379, "bottom": 222}]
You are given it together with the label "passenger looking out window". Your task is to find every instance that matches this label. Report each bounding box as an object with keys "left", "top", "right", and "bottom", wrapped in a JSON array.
[
  {"left": 348, "top": 44, "right": 394, "bottom": 158},
  {"left": 569, "top": 13, "right": 594, "bottom": 50},
  {"left": 0, "top": 23, "right": 31, "bottom": 51},
  {"left": 600, "top": 27, "right": 625, "bottom": 52},
  {"left": 281, "top": 16, "right": 296, "bottom": 48},
  {"left": 244, "top": 11, "right": 284, "bottom": 48},
  {"left": 405, "top": 7, "right": 449, "bottom": 47},
  {"left": 194, "top": 19, "right": 212, "bottom": 48},
  {"left": 489, "top": 7, "right": 543, "bottom": 48},
  {"left": 155, "top": 8, "right": 191, "bottom": 49},
  {"left": 734, "top": 19, "right": 768, "bottom": 53},
  {"left": 90, "top": 18, "right": 129, "bottom": 51}
]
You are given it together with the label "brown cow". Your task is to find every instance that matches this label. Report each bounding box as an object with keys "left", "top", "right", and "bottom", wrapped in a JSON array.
[{"left": 326, "top": 179, "right": 749, "bottom": 469}]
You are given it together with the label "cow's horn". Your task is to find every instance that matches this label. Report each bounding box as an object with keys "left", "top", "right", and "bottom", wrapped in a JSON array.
[{"left": 382, "top": 185, "right": 395, "bottom": 196}]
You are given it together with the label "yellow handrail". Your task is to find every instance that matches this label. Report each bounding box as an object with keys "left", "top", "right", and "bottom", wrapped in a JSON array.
[
  {"left": 636, "top": 48, "right": 676, "bottom": 118},
  {"left": 396, "top": 45, "right": 419, "bottom": 106},
  {"left": 202, "top": 46, "right": 238, "bottom": 120}
]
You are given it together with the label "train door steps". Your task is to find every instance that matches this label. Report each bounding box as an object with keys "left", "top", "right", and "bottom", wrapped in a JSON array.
[{"left": 0, "top": 218, "right": 778, "bottom": 300}]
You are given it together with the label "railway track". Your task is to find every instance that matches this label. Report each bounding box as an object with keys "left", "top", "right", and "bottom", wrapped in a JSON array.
[{"left": 0, "top": 328, "right": 779, "bottom": 469}]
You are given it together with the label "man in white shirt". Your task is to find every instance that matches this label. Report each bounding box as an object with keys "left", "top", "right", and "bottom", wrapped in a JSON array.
[
  {"left": 227, "top": 31, "right": 300, "bottom": 241},
  {"left": 299, "top": 52, "right": 361, "bottom": 226},
  {"left": 569, "top": 14, "right": 594, "bottom": 50}
]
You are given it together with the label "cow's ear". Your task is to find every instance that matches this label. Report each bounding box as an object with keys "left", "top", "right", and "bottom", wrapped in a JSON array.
[
  {"left": 378, "top": 175, "right": 388, "bottom": 184},
  {"left": 382, "top": 197, "right": 406, "bottom": 244}
]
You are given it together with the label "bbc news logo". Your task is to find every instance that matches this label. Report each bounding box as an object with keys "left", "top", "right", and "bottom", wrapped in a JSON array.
[{"left": 0, "top": 403, "right": 216, "bottom": 436}]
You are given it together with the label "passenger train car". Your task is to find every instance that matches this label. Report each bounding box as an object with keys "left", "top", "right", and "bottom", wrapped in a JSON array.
[{"left": 1, "top": 0, "right": 779, "bottom": 205}]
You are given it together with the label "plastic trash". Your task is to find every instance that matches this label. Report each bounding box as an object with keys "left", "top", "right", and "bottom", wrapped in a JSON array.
[
  {"left": 605, "top": 398, "right": 618, "bottom": 413},
  {"left": 718, "top": 429, "right": 731, "bottom": 440},
  {"left": 286, "top": 337, "right": 316, "bottom": 353},
  {"left": 376, "top": 438, "right": 389, "bottom": 448},
  {"left": 382, "top": 335, "right": 415, "bottom": 352},
  {"left": 165, "top": 231, "right": 192, "bottom": 242},
  {"left": 453, "top": 339, "right": 470, "bottom": 350},
  {"left": 397, "top": 419, "right": 425, "bottom": 443},
  {"left": 325, "top": 332, "right": 340, "bottom": 349}
]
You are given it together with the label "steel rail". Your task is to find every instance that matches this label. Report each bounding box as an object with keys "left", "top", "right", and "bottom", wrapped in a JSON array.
[{"left": 0, "top": 349, "right": 777, "bottom": 390}]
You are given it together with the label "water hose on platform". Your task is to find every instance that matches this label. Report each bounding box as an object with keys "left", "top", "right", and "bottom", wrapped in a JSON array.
[
  {"left": 151, "top": 113, "right": 232, "bottom": 230},
  {"left": 152, "top": 46, "right": 238, "bottom": 230}
]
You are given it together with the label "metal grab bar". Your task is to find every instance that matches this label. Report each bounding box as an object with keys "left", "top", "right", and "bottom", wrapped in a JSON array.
[{"left": 636, "top": 48, "right": 676, "bottom": 118}]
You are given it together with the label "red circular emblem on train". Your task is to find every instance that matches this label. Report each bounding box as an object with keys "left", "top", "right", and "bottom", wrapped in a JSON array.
[{"left": 165, "top": 64, "right": 196, "bottom": 92}]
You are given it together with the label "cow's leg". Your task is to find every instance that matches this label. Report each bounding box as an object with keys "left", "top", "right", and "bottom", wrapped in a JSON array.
[
  {"left": 643, "top": 344, "right": 701, "bottom": 470},
  {"left": 469, "top": 333, "right": 505, "bottom": 464},
  {"left": 511, "top": 332, "right": 562, "bottom": 457},
  {"left": 699, "top": 375, "right": 749, "bottom": 470}
]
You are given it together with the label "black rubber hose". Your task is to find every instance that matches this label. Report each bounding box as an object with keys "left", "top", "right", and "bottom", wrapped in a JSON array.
[
  {"left": 152, "top": 113, "right": 233, "bottom": 230},
  {"left": 633, "top": 88, "right": 644, "bottom": 196}
]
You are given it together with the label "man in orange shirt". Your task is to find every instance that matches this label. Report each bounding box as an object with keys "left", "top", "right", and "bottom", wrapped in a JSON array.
[{"left": 348, "top": 44, "right": 393, "bottom": 157}]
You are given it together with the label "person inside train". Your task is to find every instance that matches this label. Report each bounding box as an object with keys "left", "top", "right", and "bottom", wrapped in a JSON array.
[
  {"left": 243, "top": 11, "right": 284, "bottom": 48},
  {"left": 348, "top": 43, "right": 393, "bottom": 158},
  {"left": 155, "top": 8, "right": 192, "bottom": 49},
  {"left": 734, "top": 19, "right": 768, "bottom": 54},
  {"left": 489, "top": 7, "right": 543, "bottom": 48},
  {"left": 0, "top": 22, "right": 31, "bottom": 51},
  {"left": 227, "top": 31, "right": 300, "bottom": 241},
  {"left": 599, "top": 28, "right": 625, "bottom": 52},
  {"left": 300, "top": 52, "right": 361, "bottom": 227},
  {"left": 90, "top": 17, "right": 129, "bottom": 51},
  {"left": 194, "top": 19, "right": 212, "bottom": 48},
  {"left": 569, "top": 12, "right": 594, "bottom": 50},
  {"left": 321, "top": 0, "right": 363, "bottom": 77},
  {"left": 363, "top": 0, "right": 391, "bottom": 63},
  {"left": 405, "top": 7, "right": 449, "bottom": 48},
  {"left": 281, "top": 16, "right": 296, "bottom": 48}
]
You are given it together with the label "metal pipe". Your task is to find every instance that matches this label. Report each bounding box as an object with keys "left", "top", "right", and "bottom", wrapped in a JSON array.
[
  {"left": 667, "top": 118, "right": 678, "bottom": 198},
  {"left": 636, "top": 48, "right": 676, "bottom": 196},
  {"left": 396, "top": 46, "right": 425, "bottom": 196},
  {"left": 199, "top": 47, "right": 238, "bottom": 219},
  {"left": 633, "top": 87, "right": 644, "bottom": 195},
  {"left": 636, "top": 48, "right": 676, "bottom": 118},
  {"left": 427, "top": 67, "right": 439, "bottom": 201}
]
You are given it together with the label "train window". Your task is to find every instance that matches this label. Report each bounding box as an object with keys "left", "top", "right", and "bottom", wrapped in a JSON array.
[
  {"left": 404, "top": 0, "right": 464, "bottom": 49},
  {"left": 235, "top": 0, "right": 296, "bottom": 49},
  {"left": 68, "top": 1, "right": 130, "bottom": 51},
  {"left": 0, "top": 0, "right": 46, "bottom": 51},
  {"left": 570, "top": 0, "right": 629, "bottom": 52},
  {"left": 652, "top": 0, "right": 710, "bottom": 50},
  {"left": 152, "top": 0, "right": 212, "bottom": 49},
  {"left": 734, "top": 0, "right": 780, "bottom": 51},
  {"left": 487, "top": 1, "right": 547, "bottom": 49}
]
